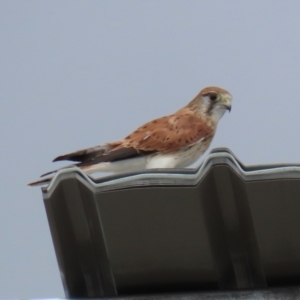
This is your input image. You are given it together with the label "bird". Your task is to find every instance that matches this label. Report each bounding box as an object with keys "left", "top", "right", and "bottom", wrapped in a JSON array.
[{"left": 28, "top": 86, "right": 232, "bottom": 186}]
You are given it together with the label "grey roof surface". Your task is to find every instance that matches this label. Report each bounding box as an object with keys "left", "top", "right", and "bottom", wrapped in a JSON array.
[{"left": 41, "top": 148, "right": 300, "bottom": 298}]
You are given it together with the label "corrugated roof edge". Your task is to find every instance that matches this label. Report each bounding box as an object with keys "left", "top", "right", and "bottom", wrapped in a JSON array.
[{"left": 42, "top": 147, "right": 300, "bottom": 197}]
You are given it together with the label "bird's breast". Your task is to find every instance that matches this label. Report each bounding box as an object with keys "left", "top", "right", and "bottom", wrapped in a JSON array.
[
  {"left": 173, "top": 136, "right": 213, "bottom": 168},
  {"left": 146, "top": 136, "right": 213, "bottom": 169}
]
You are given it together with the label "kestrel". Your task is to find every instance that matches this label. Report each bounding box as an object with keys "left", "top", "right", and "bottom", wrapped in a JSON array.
[{"left": 28, "top": 86, "right": 232, "bottom": 186}]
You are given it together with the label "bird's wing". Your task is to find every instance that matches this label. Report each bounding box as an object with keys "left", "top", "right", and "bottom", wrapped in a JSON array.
[
  {"left": 53, "top": 144, "right": 113, "bottom": 162},
  {"left": 49, "top": 141, "right": 151, "bottom": 166},
  {"left": 116, "top": 110, "right": 214, "bottom": 153}
]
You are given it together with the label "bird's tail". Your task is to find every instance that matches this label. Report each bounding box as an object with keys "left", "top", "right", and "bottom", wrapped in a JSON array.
[{"left": 28, "top": 176, "right": 52, "bottom": 187}]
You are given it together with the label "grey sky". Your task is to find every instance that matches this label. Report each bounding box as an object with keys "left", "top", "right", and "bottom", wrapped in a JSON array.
[{"left": 1, "top": 1, "right": 300, "bottom": 298}]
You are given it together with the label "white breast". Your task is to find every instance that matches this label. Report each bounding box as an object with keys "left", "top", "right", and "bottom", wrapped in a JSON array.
[{"left": 146, "top": 137, "right": 213, "bottom": 169}]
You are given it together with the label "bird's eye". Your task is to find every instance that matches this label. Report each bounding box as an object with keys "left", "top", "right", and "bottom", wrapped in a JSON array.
[{"left": 209, "top": 93, "right": 218, "bottom": 101}]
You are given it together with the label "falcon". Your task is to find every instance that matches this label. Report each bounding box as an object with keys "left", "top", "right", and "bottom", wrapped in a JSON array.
[{"left": 28, "top": 86, "right": 232, "bottom": 186}]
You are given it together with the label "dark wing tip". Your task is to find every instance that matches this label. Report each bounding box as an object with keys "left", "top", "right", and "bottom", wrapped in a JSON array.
[
  {"left": 53, "top": 155, "right": 67, "bottom": 162},
  {"left": 52, "top": 153, "right": 90, "bottom": 162},
  {"left": 52, "top": 144, "right": 114, "bottom": 163}
]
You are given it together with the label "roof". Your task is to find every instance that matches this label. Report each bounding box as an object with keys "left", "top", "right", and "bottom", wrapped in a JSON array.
[{"left": 41, "top": 148, "right": 300, "bottom": 298}]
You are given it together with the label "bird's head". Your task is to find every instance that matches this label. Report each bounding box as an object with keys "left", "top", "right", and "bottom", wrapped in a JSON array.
[{"left": 188, "top": 86, "right": 232, "bottom": 123}]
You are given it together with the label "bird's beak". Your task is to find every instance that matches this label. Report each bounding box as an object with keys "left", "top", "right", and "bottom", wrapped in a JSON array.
[{"left": 221, "top": 96, "right": 232, "bottom": 112}]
